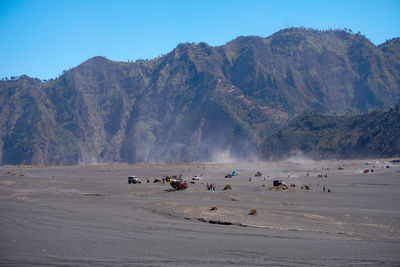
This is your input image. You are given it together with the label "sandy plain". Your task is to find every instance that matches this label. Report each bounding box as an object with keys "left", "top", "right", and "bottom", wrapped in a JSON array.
[{"left": 0, "top": 159, "right": 399, "bottom": 266}]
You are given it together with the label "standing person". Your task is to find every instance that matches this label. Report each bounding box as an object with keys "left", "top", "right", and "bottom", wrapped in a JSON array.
[
  {"left": 213, "top": 184, "right": 216, "bottom": 191},
  {"left": 206, "top": 183, "right": 209, "bottom": 190},
  {"left": 323, "top": 185, "right": 326, "bottom": 192}
]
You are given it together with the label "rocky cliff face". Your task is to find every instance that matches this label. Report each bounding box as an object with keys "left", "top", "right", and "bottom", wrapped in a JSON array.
[{"left": 1, "top": 28, "right": 399, "bottom": 165}]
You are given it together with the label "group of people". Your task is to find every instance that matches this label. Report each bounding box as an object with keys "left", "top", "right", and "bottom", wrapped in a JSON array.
[
  {"left": 322, "top": 185, "right": 331, "bottom": 192},
  {"left": 206, "top": 183, "right": 216, "bottom": 191},
  {"left": 145, "top": 177, "right": 168, "bottom": 183}
]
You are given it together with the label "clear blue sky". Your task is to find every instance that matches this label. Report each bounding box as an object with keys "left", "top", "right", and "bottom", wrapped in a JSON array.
[{"left": 1, "top": 0, "right": 399, "bottom": 80}]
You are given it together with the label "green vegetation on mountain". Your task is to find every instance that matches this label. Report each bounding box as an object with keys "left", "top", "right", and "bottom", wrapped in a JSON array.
[
  {"left": 259, "top": 108, "right": 400, "bottom": 160},
  {"left": 0, "top": 28, "right": 399, "bottom": 165}
]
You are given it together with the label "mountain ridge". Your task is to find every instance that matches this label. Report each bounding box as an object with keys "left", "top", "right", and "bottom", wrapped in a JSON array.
[{"left": 1, "top": 28, "right": 399, "bottom": 165}]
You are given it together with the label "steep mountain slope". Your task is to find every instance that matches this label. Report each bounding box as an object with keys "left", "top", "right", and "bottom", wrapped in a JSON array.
[
  {"left": 1, "top": 28, "right": 399, "bottom": 165},
  {"left": 258, "top": 109, "right": 400, "bottom": 160}
]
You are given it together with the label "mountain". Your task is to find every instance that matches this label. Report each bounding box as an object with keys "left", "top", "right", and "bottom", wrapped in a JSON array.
[
  {"left": 258, "top": 108, "right": 400, "bottom": 160},
  {"left": 1, "top": 28, "right": 400, "bottom": 165}
]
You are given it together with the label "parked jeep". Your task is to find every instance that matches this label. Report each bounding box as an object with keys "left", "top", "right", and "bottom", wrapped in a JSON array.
[{"left": 128, "top": 176, "right": 141, "bottom": 184}]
